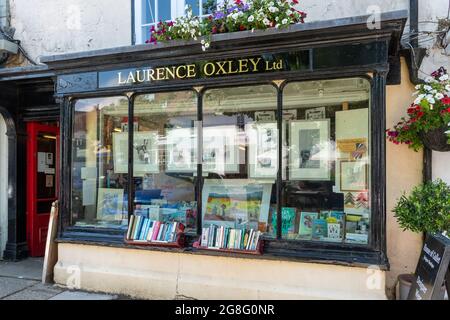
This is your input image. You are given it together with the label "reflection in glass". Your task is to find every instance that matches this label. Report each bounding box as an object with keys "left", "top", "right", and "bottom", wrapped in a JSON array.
[
  {"left": 71, "top": 97, "right": 130, "bottom": 229},
  {"left": 202, "top": 85, "right": 278, "bottom": 238},
  {"left": 282, "top": 78, "right": 371, "bottom": 244}
]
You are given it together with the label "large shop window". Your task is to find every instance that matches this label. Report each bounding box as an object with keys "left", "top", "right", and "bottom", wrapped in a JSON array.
[
  {"left": 202, "top": 85, "right": 278, "bottom": 238},
  {"left": 132, "top": 91, "right": 198, "bottom": 232},
  {"left": 282, "top": 78, "right": 371, "bottom": 245},
  {"left": 72, "top": 97, "right": 131, "bottom": 229},
  {"left": 70, "top": 77, "right": 372, "bottom": 248}
]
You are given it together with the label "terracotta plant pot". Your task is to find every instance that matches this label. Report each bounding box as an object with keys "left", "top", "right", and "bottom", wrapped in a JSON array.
[{"left": 420, "top": 127, "right": 450, "bottom": 152}]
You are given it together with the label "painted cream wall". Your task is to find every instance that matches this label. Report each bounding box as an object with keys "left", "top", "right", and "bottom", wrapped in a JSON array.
[
  {"left": 0, "top": 115, "right": 7, "bottom": 258},
  {"left": 9, "top": 0, "right": 132, "bottom": 64},
  {"left": 385, "top": 57, "right": 423, "bottom": 296},
  {"left": 54, "top": 243, "right": 387, "bottom": 300}
]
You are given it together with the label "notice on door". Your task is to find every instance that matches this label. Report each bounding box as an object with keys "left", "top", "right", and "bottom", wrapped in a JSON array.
[{"left": 45, "top": 175, "right": 53, "bottom": 188}]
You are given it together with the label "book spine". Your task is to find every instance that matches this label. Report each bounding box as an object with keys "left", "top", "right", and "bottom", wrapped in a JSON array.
[
  {"left": 127, "top": 215, "right": 135, "bottom": 240},
  {"left": 151, "top": 221, "right": 160, "bottom": 241},
  {"left": 146, "top": 221, "right": 154, "bottom": 241},
  {"left": 133, "top": 216, "right": 142, "bottom": 240}
]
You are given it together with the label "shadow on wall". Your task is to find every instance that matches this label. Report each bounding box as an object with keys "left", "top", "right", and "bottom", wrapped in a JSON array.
[{"left": 0, "top": 113, "right": 8, "bottom": 259}]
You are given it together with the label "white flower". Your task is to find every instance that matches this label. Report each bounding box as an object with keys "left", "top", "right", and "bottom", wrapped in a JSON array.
[
  {"left": 435, "top": 93, "right": 444, "bottom": 100},
  {"left": 424, "top": 85, "right": 432, "bottom": 91},
  {"left": 231, "top": 12, "right": 239, "bottom": 20},
  {"left": 263, "top": 18, "right": 271, "bottom": 26},
  {"left": 412, "top": 91, "right": 419, "bottom": 96},
  {"left": 425, "top": 76, "right": 435, "bottom": 83},
  {"left": 205, "top": 42, "right": 210, "bottom": 49},
  {"left": 269, "top": 2, "right": 275, "bottom": 6},
  {"left": 201, "top": 39, "right": 205, "bottom": 45},
  {"left": 414, "top": 97, "right": 423, "bottom": 105},
  {"left": 202, "top": 46, "right": 206, "bottom": 52},
  {"left": 269, "top": 6, "right": 279, "bottom": 13},
  {"left": 282, "top": 18, "right": 288, "bottom": 24},
  {"left": 427, "top": 96, "right": 436, "bottom": 104},
  {"left": 415, "top": 84, "right": 421, "bottom": 90},
  {"left": 248, "top": 15, "right": 255, "bottom": 22},
  {"left": 439, "top": 74, "right": 449, "bottom": 81},
  {"left": 446, "top": 85, "right": 450, "bottom": 91}
]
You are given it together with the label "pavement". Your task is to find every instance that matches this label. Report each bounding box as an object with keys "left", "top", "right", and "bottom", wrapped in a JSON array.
[{"left": 0, "top": 258, "right": 121, "bottom": 300}]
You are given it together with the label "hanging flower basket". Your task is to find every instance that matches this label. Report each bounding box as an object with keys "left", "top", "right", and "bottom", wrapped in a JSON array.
[
  {"left": 419, "top": 127, "right": 450, "bottom": 152},
  {"left": 387, "top": 67, "right": 450, "bottom": 152}
]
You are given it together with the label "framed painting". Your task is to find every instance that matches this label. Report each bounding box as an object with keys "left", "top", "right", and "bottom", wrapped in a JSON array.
[
  {"left": 289, "top": 119, "right": 331, "bottom": 181},
  {"left": 247, "top": 122, "right": 278, "bottom": 180},
  {"left": 113, "top": 131, "right": 159, "bottom": 175},
  {"left": 96, "top": 188, "right": 125, "bottom": 221},
  {"left": 165, "top": 127, "right": 197, "bottom": 173},
  {"left": 340, "top": 160, "right": 368, "bottom": 192},
  {"left": 202, "top": 125, "right": 239, "bottom": 174},
  {"left": 201, "top": 179, "right": 272, "bottom": 230}
]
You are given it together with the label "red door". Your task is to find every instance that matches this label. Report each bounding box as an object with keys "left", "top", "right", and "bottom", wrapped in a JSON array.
[{"left": 27, "top": 122, "right": 59, "bottom": 257}]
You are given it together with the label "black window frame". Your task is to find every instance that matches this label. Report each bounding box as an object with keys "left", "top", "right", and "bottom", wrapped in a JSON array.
[{"left": 59, "top": 70, "right": 388, "bottom": 269}]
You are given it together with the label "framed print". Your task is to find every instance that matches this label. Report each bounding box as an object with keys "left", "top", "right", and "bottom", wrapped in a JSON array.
[
  {"left": 166, "top": 127, "right": 197, "bottom": 173},
  {"left": 201, "top": 179, "right": 272, "bottom": 230},
  {"left": 282, "top": 109, "right": 297, "bottom": 121},
  {"left": 336, "top": 138, "right": 368, "bottom": 160},
  {"left": 255, "top": 111, "right": 275, "bottom": 122},
  {"left": 113, "top": 131, "right": 159, "bottom": 175},
  {"left": 305, "top": 107, "right": 326, "bottom": 120},
  {"left": 289, "top": 119, "right": 331, "bottom": 181},
  {"left": 247, "top": 122, "right": 278, "bottom": 179},
  {"left": 340, "top": 160, "right": 368, "bottom": 192},
  {"left": 96, "top": 188, "right": 124, "bottom": 221},
  {"left": 203, "top": 125, "right": 239, "bottom": 174}
]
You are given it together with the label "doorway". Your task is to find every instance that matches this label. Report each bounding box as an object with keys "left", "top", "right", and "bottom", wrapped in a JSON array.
[
  {"left": 26, "top": 122, "right": 59, "bottom": 257},
  {"left": 0, "top": 115, "right": 7, "bottom": 258}
]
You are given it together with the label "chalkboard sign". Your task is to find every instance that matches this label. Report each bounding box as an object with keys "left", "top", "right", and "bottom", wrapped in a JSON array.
[{"left": 408, "top": 233, "right": 450, "bottom": 300}]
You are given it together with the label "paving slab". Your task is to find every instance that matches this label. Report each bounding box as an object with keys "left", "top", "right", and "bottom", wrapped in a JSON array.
[
  {"left": 0, "top": 258, "right": 43, "bottom": 280},
  {"left": 49, "top": 290, "right": 118, "bottom": 300},
  {"left": 0, "top": 277, "right": 38, "bottom": 299},
  {"left": 3, "top": 283, "right": 64, "bottom": 300}
]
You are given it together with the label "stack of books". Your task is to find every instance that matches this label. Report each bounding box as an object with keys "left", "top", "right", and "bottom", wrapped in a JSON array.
[
  {"left": 126, "top": 215, "right": 185, "bottom": 243},
  {"left": 200, "top": 225, "right": 262, "bottom": 251}
]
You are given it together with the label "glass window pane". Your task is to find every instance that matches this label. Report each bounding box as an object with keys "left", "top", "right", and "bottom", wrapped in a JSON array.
[
  {"left": 71, "top": 97, "right": 130, "bottom": 229},
  {"left": 185, "top": 0, "right": 200, "bottom": 16},
  {"left": 282, "top": 78, "right": 371, "bottom": 245},
  {"left": 158, "top": 0, "right": 172, "bottom": 22},
  {"left": 142, "top": 0, "right": 156, "bottom": 24},
  {"left": 132, "top": 91, "right": 198, "bottom": 233},
  {"left": 202, "top": 85, "right": 278, "bottom": 245},
  {"left": 201, "top": 0, "right": 217, "bottom": 15}
]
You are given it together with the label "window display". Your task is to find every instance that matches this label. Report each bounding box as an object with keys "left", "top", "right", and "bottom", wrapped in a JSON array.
[
  {"left": 71, "top": 97, "right": 130, "bottom": 228},
  {"left": 282, "top": 78, "right": 371, "bottom": 244},
  {"left": 202, "top": 85, "right": 278, "bottom": 236}
]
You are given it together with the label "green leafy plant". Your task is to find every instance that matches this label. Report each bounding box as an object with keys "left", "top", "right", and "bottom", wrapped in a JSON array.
[
  {"left": 147, "top": 0, "right": 306, "bottom": 51},
  {"left": 387, "top": 67, "right": 450, "bottom": 151},
  {"left": 393, "top": 179, "right": 450, "bottom": 235}
]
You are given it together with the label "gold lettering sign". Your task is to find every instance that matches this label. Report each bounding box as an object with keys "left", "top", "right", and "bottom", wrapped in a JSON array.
[{"left": 116, "top": 58, "right": 284, "bottom": 85}]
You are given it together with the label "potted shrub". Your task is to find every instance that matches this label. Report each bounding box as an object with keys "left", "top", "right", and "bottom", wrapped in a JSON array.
[
  {"left": 387, "top": 67, "right": 450, "bottom": 152},
  {"left": 393, "top": 179, "right": 450, "bottom": 299}
]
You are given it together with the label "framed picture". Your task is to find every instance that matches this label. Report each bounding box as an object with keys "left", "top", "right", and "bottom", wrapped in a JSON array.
[
  {"left": 336, "top": 138, "right": 368, "bottom": 160},
  {"left": 340, "top": 160, "right": 368, "bottom": 192},
  {"left": 289, "top": 119, "right": 331, "bottom": 181},
  {"left": 255, "top": 111, "right": 275, "bottom": 122},
  {"left": 166, "top": 127, "right": 197, "bottom": 173},
  {"left": 247, "top": 122, "right": 278, "bottom": 179},
  {"left": 113, "top": 131, "right": 159, "bottom": 175},
  {"left": 283, "top": 109, "right": 297, "bottom": 121},
  {"left": 96, "top": 188, "right": 124, "bottom": 221},
  {"left": 305, "top": 107, "right": 326, "bottom": 120},
  {"left": 202, "top": 125, "right": 239, "bottom": 174},
  {"left": 201, "top": 179, "right": 272, "bottom": 230}
]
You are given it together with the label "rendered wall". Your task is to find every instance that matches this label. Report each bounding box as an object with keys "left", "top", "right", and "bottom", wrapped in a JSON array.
[
  {"left": 54, "top": 243, "right": 387, "bottom": 300},
  {"left": 9, "top": 0, "right": 132, "bottom": 64},
  {"left": 385, "top": 58, "right": 423, "bottom": 297}
]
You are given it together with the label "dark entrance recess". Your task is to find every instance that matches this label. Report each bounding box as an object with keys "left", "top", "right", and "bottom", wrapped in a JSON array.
[{"left": 0, "top": 68, "right": 58, "bottom": 260}]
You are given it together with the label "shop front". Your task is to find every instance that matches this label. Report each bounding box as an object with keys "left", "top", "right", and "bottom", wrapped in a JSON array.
[{"left": 40, "top": 10, "right": 419, "bottom": 299}]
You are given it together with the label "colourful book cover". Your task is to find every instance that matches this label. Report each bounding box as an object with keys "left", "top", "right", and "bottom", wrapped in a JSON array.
[
  {"left": 299, "top": 212, "right": 319, "bottom": 238},
  {"left": 311, "top": 219, "right": 327, "bottom": 240},
  {"left": 151, "top": 221, "right": 161, "bottom": 241},
  {"left": 271, "top": 207, "right": 297, "bottom": 237}
]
